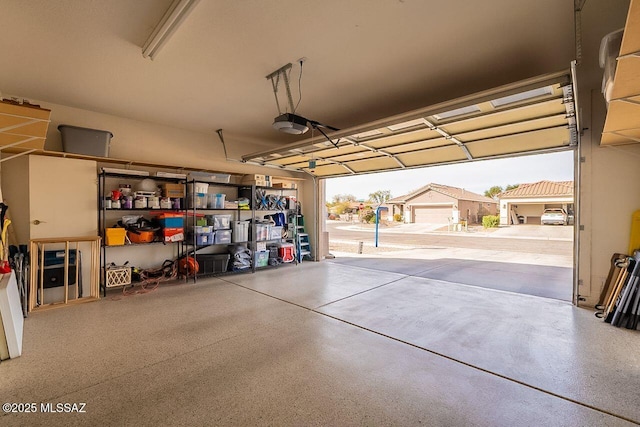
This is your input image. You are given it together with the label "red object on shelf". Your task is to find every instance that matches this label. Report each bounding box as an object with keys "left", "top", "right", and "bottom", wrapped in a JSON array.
[
  {"left": 162, "top": 227, "right": 184, "bottom": 242},
  {"left": 0, "top": 260, "right": 11, "bottom": 273}
]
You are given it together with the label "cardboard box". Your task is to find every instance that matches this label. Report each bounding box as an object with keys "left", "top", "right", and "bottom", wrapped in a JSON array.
[
  {"left": 243, "top": 179, "right": 269, "bottom": 187},
  {"left": 242, "top": 174, "right": 270, "bottom": 187},
  {"left": 162, "top": 227, "right": 184, "bottom": 243},
  {"left": 162, "top": 183, "right": 185, "bottom": 198},
  {"left": 272, "top": 182, "right": 296, "bottom": 189}
]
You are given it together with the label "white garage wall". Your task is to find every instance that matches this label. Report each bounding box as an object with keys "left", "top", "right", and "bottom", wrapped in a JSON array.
[
  {"left": 1, "top": 97, "right": 319, "bottom": 265},
  {"left": 578, "top": 0, "right": 635, "bottom": 306}
]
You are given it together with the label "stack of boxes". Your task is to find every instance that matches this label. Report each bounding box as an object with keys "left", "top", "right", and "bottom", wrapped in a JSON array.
[
  {"left": 156, "top": 213, "right": 184, "bottom": 243},
  {"left": 241, "top": 174, "right": 271, "bottom": 187}
]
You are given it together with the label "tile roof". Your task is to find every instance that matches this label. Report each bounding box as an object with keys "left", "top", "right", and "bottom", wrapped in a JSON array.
[
  {"left": 388, "top": 183, "right": 496, "bottom": 204},
  {"left": 499, "top": 180, "right": 574, "bottom": 198}
]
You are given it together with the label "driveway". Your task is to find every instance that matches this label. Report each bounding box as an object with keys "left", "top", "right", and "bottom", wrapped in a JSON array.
[{"left": 326, "top": 221, "right": 574, "bottom": 301}]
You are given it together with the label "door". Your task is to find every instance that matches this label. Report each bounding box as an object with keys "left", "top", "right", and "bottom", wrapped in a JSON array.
[
  {"left": 28, "top": 156, "right": 97, "bottom": 239},
  {"left": 412, "top": 206, "right": 451, "bottom": 224}
]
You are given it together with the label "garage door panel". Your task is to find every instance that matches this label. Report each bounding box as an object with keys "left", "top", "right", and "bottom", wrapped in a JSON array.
[
  {"left": 466, "top": 127, "right": 571, "bottom": 158},
  {"left": 412, "top": 206, "right": 451, "bottom": 224},
  {"left": 439, "top": 98, "right": 566, "bottom": 134},
  {"left": 454, "top": 114, "right": 568, "bottom": 142},
  {"left": 348, "top": 157, "right": 400, "bottom": 172},
  {"left": 363, "top": 128, "right": 441, "bottom": 149},
  {"left": 381, "top": 138, "right": 453, "bottom": 154},
  {"left": 398, "top": 145, "right": 467, "bottom": 166}
]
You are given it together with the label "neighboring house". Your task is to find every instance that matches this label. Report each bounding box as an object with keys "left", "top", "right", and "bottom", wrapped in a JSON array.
[
  {"left": 387, "top": 183, "right": 498, "bottom": 225},
  {"left": 498, "top": 180, "right": 574, "bottom": 225}
]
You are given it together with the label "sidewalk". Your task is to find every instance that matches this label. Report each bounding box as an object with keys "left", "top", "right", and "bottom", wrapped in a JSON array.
[{"left": 330, "top": 221, "right": 573, "bottom": 241}]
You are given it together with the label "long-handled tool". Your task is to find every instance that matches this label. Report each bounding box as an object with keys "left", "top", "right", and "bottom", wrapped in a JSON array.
[
  {"left": 596, "top": 253, "right": 628, "bottom": 312},
  {"left": 605, "top": 258, "right": 635, "bottom": 323},
  {"left": 610, "top": 253, "right": 640, "bottom": 326},
  {"left": 598, "top": 257, "right": 630, "bottom": 319}
]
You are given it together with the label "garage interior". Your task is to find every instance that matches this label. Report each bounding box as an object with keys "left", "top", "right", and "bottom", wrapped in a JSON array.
[{"left": 1, "top": 0, "right": 640, "bottom": 425}]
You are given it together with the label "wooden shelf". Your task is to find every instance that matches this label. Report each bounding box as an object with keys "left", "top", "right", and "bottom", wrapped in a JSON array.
[
  {"left": 0, "top": 101, "right": 51, "bottom": 158},
  {"left": 602, "top": 0, "right": 640, "bottom": 145}
]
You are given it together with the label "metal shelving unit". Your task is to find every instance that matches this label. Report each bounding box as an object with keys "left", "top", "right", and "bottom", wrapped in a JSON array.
[{"left": 98, "top": 170, "right": 187, "bottom": 295}]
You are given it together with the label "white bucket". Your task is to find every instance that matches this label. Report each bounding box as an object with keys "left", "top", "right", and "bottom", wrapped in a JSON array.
[{"left": 194, "top": 182, "right": 209, "bottom": 194}]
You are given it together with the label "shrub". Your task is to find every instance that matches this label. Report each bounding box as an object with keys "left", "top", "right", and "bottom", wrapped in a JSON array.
[
  {"left": 393, "top": 213, "right": 403, "bottom": 222},
  {"left": 361, "top": 211, "right": 375, "bottom": 223},
  {"left": 482, "top": 215, "right": 500, "bottom": 228}
]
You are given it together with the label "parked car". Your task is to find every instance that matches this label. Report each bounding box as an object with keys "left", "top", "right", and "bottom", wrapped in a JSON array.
[{"left": 541, "top": 208, "right": 568, "bottom": 225}]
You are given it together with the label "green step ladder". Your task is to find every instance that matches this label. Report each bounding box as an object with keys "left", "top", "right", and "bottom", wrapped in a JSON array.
[{"left": 294, "top": 215, "right": 312, "bottom": 262}]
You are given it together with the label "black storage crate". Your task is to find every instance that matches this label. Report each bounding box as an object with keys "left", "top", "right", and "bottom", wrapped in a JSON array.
[
  {"left": 197, "top": 254, "right": 230, "bottom": 274},
  {"left": 41, "top": 250, "right": 79, "bottom": 289}
]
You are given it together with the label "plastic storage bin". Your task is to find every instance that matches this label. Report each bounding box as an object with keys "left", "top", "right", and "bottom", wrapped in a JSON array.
[
  {"left": 254, "top": 223, "right": 270, "bottom": 241},
  {"left": 214, "top": 229, "right": 232, "bottom": 244},
  {"left": 210, "top": 214, "right": 232, "bottom": 230},
  {"left": 58, "top": 124, "right": 112, "bottom": 157},
  {"left": 197, "top": 254, "right": 230, "bottom": 274},
  {"left": 254, "top": 250, "right": 269, "bottom": 268},
  {"left": 195, "top": 225, "right": 213, "bottom": 234},
  {"left": 187, "top": 193, "right": 207, "bottom": 209},
  {"left": 232, "top": 221, "right": 249, "bottom": 243},
  {"left": 194, "top": 232, "right": 214, "bottom": 245},
  {"left": 269, "top": 226, "right": 283, "bottom": 240},
  {"left": 105, "top": 228, "right": 126, "bottom": 246},
  {"left": 187, "top": 182, "right": 209, "bottom": 194},
  {"left": 208, "top": 193, "right": 226, "bottom": 209}
]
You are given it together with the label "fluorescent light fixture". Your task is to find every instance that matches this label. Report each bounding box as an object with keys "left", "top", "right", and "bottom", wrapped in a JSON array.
[
  {"left": 142, "top": 0, "right": 200, "bottom": 59},
  {"left": 433, "top": 105, "right": 481, "bottom": 120},
  {"left": 490, "top": 86, "right": 554, "bottom": 107}
]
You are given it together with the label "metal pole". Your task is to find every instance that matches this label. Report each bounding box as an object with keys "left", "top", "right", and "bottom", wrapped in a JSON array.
[{"left": 375, "top": 206, "right": 381, "bottom": 247}]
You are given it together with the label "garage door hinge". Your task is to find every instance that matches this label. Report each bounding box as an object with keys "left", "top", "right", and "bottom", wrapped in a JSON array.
[
  {"left": 580, "top": 156, "right": 586, "bottom": 163},
  {"left": 579, "top": 225, "right": 585, "bottom": 231}
]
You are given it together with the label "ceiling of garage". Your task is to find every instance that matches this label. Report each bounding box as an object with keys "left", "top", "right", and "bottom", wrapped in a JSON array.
[{"left": 0, "top": 0, "right": 581, "bottom": 172}]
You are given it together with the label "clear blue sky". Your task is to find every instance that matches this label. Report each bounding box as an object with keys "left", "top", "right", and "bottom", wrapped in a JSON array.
[{"left": 325, "top": 151, "right": 574, "bottom": 202}]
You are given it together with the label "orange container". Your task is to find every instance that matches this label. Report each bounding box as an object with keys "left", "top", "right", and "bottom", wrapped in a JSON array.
[{"left": 127, "top": 230, "right": 156, "bottom": 244}]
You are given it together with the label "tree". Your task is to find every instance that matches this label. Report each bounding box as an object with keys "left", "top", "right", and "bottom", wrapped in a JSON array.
[
  {"left": 327, "top": 194, "right": 357, "bottom": 215},
  {"left": 331, "top": 194, "right": 356, "bottom": 204},
  {"left": 484, "top": 186, "right": 503, "bottom": 199},
  {"left": 505, "top": 184, "right": 519, "bottom": 191},
  {"left": 368, "top": 190, "right": 391, "bottom": 205}
]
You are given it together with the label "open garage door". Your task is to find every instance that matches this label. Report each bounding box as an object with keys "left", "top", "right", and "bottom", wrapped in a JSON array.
[{"left": 243, "top": 70, "right": 577, "bottom": 176}]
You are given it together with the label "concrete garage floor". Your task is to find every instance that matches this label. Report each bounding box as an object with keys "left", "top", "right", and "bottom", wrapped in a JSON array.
[{"left": 1, "top": 262, "right": 638, "bottom": 426}]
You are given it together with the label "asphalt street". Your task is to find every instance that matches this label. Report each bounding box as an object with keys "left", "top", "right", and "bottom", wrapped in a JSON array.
[{"left": 325, "top": 221, "right": 574, "bottom": 300}]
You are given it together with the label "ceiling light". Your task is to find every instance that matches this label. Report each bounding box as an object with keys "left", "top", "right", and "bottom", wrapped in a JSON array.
[
  {"left": 387, "top": 118, "right": 425, "bottom": 131},
  {"left": 142, "top": 0, "right": 200, "bottom": 60},
  {"left": 490, "top": 86, "right": 554, "bottom": 107},
  {"left": 273, "top": 113, "right": 309, "bottom": 134},
  {"left": 433, "top": 105, "right": 481, "bottom": 120}
]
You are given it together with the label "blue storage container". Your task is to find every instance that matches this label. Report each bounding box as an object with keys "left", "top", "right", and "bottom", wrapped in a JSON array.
[
  {"left": 195, "top": 232, "right": 214, "bottom": 245},
  {"left": 159, "top": 217, "right": 184, "bottom": 228}
]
